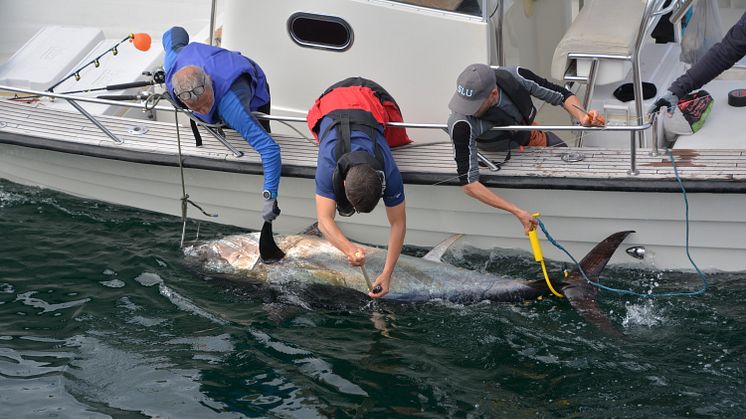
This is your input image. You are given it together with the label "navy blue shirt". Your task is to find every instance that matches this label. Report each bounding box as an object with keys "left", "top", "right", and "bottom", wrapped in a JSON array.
[{"left": 315, "top": 116, "right": 405, "bottom": 207}]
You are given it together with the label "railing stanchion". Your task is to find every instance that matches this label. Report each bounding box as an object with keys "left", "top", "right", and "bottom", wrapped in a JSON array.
[
  {"left": 66, "top": 99, "right": 123, "bottom": 144},
  {"left": 628, "top": 131, "right": 639, "bottom": 176},
  {"left": 650, "top": 110, "right": 662, "bottom": 157}
]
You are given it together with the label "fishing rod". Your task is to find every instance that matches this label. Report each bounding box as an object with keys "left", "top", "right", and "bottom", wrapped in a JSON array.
[
  {"left": 10, "top": 33, "right": 155, "bottom": 102},
  {"left": 47, "top": 33, "right": 152, "bottom": 93}
]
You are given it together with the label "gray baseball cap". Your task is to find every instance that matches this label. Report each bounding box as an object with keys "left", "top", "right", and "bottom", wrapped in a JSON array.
[{"left": 448, "top": 63, "right": 496, "bottom": 116}]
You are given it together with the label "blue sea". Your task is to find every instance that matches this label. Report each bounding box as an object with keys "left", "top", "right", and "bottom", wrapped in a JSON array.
[{"left": 0, "top": 179, "right": 744, "bottom": 418}]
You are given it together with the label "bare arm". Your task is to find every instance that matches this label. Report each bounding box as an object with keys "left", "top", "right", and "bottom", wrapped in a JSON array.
[
  {"left": 463, "top": 181, "right": 536, "bottom": 234},
  {"left": 315, "top": 194, "right": 364, "bottom": 265},
  {"left": 562, "top": 95, "right": 605, "bottom": 126},
  {"left": 370, "top": 201, "right": 406, "bottom": 298}
]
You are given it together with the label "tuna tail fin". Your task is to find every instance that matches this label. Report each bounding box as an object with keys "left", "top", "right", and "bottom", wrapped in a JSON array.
[{"left": 561, "top": 231, "right": 634, "bottom": 337}]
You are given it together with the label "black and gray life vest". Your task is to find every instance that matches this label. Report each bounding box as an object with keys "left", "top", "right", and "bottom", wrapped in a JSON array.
[
  {"left": 477, "top": 69, "right": 538, "bottom": 146},
  {"left": 319, "top": 109, "right": 385, "bottom": 217}
]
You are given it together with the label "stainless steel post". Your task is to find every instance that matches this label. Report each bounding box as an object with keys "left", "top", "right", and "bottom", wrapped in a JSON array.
[
  {"left": 208, "top": 0, "right": 218, "bottom": 46},
  {"left": 496, "top": 0, "right": 504, "bottom": 66},
  {"left": 628, "top": 131, "right": 639, "bottom": 175},
  {"left": 66, "top": 99, "right": 123, "bottom": 144}
]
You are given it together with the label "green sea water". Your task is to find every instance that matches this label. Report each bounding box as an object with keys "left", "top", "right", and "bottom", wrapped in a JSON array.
[{"left": 0, "top": 179, "right": 744, "bottom": 418}]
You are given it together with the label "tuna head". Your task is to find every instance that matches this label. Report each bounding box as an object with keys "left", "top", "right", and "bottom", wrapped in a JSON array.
[
  {"left": 183, "top": 233, "right": 376, "bottom": 292},
  {"left": 183, "top": 233, "right": 263, "bottom": 273}
]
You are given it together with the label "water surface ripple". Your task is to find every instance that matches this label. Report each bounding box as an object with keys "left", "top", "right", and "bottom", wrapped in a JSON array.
[{"left": 0, "top": 180, "right": 744, "bottom": 418}]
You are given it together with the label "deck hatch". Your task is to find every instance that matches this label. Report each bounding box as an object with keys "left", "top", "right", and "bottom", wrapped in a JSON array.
[{"left": 287, "top": 13, "right": 353, "bottom": 52}]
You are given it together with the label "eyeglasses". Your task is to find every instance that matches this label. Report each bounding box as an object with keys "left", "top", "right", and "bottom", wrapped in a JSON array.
[
  {"left": 174, "top": 73, "right": 208, "bottom": 102},
  {"left": 175, "top": 84, "right": 206, "bottom": 101}
]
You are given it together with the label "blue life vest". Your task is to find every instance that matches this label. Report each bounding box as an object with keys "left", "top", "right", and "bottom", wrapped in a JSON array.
[{"left": 165, "top": 43, "right": 269, "bottom": 124}]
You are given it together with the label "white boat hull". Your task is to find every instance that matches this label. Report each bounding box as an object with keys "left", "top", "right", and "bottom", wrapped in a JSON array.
[{"left": 3, "top": 143, "right": 744, "bottom": 272}]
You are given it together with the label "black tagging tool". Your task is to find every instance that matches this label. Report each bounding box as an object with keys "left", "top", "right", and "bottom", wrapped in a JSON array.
[{"left": 259, "top": 221, "right": 285, "bottom": 263}]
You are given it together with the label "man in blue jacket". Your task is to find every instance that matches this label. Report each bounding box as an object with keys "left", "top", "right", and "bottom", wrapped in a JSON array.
[
  {"left": 651, "top": 11, "right": 746, "bottom": 112},
  {"left": 163, "top": 26, "right": 281, "bottom": 223}
]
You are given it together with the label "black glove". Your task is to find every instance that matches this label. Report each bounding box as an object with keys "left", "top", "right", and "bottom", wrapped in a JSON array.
[
  {"left": 262, "top": 198, "right": 280, "bottom": 222},
  {"left": 648, "top": 91, "right": 679, "bottom": 115}
]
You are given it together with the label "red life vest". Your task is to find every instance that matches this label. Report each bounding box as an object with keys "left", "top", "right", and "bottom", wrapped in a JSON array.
[{"left": 307, "top": 77, "right": 413, "bottom": 148}]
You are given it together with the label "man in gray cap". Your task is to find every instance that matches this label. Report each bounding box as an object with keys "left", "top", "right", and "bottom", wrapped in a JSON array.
[{"left": 447, "top": 63, "right": 604, "bottom": 234}]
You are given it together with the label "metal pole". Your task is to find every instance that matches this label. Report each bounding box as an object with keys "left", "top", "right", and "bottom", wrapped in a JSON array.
[
  {"left": 208, "top": 0, "right": 217, "bottom": 46},
  {"left": 650, "top": 108, "right": 666, "bottom": 157},
  {"left": 628, "top": 131, "right": 639, "bottom": 175},
  {"left": 496, "top": 0, "right": 504, "bottom": 66},
  {"left": 670, "top": 0, "right": 694, "bottom": 24},
  {"left": 477, "top": 152, "right": 500, "bottom": 171},
  {"left": 577, "top": 59, "right": 599, "bottom": 147},
  {"left": 632, "top": 0, "right": 657, "bottom": 148},
  {"left": 66, "top": 99, "right": 123, "bottom": 144},
  {"left": 203, "top": 125, "right": 244, "bottom": 157}
]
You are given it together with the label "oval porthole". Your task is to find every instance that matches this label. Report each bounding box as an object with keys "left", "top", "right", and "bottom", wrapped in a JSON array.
[{"left": 287, "top": 13, "right": 353, "bottom": 52}]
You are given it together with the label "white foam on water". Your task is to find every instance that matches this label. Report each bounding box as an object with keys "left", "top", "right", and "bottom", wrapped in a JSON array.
[
  {"left": 14, "top": 291, "right": 90, "bottom": 314},
  {"left": 0, "top": 191, "right": 29, "bottom": 208},
  {"left": 99, "top": 279, "right": 125, "bottom": 288},
  {"left": 133, "top": 272, "right": 163, "bottom": 287},
  {"left": 0, "top": 283, "right": 15, "bottom": 294},
  {"left": 622, "top": 300, "right": 666, "bottom": 328},
  {"left": 102, "top": 269, "right": 116, "bottom": 276}
]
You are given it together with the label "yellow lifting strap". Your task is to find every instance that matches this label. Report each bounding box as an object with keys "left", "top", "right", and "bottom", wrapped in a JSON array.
[{"left": 528, "top": 213, "right": 564, "bottom": 298}]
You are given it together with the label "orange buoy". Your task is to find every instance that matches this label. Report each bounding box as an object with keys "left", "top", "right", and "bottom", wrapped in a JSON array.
[{"left": 131, "top": 33, "right": 152, "bottom": 52}]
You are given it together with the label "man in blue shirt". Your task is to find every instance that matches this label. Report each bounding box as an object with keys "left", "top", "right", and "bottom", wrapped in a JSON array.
[
  {"left": 163, "top": 26, "right": 281, "bottom": 224},
  {"left": 307, "top": 78, "right": 411, "bottom": 298}
]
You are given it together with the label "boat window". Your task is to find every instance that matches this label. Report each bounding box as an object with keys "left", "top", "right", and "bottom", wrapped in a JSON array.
[
  {"left": 388, "top": 0, "right": 483, "bottom": 17},
  {"left": 287, "top": 13, "right": 353, "bottom": 51}
]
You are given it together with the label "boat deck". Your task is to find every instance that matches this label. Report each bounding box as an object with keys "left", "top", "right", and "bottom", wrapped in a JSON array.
[{"left": 1, "top": 98, "right": 746, "bottom": 192}]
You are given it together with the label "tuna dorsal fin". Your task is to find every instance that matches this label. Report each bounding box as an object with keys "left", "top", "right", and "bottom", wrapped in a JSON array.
[
  {"left": 422, "top": 234, "right": 463, "bottom": 263},
  {"left": 561, "top": 231, "right": 634, "bottom": 337},
  {"left": 299, "top": 222, "right": 322, "bottom": 237}
]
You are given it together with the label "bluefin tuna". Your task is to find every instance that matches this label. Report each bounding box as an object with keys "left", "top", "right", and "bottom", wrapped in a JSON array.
[{"left": 184, "top": 230, "right": 633, "bottom": 334}]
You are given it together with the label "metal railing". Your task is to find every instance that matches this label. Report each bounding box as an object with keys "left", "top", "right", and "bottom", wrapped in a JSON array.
[{"left": 0, "top": 84, "right": 651, "bottom": 174}]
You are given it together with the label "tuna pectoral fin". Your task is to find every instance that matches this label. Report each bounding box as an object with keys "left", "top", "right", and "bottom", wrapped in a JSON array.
[
  {"left": 562, "top": 231, "right": 634, "bottom": 337},
  {"left": 422, "top": 234, "right": 463, "bottom": 263},
  {"left": 259, "top": 221, "right": 285, "bottom": 264}
]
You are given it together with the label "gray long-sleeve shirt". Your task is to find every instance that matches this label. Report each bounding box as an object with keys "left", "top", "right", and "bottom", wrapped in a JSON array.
[{"left": 670, "top": 12, "right": 746, "bottom": 98}]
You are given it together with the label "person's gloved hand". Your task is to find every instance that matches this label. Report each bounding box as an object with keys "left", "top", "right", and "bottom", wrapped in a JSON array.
[
  {"left": 649, "top": 91, "right": 679, "bottom": 115},
  {"left": 262, "top": 198, "right": 281, "bottom": 222}
]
